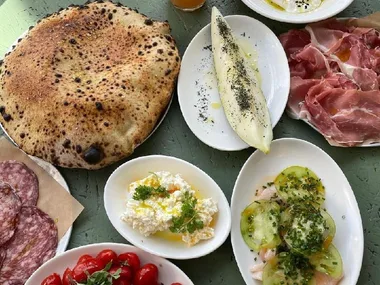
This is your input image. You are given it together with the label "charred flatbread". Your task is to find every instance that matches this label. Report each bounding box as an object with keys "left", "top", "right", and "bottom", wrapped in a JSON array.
[{"left": 0, "top": 1, "right": 180, "bottom": 169}]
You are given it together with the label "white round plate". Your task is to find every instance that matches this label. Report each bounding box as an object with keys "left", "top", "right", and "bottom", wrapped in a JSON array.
[
  {"left": 104, "top": 155, "right": 231, "bottom": 260},
  {"left": 231, "top": 138, "right": 363, "bottom": 285},
  {"left": 178, "top": 15, "right": 290, "bottom": 151},
  {"left": 241, "top": 0, "right": 354, "bottom": 24},
  {"left": 29, "top": 156, "right": 72, "bottom": 255},
  {"left": 26, "top": 242, "right": 194, "bottom": 285}
]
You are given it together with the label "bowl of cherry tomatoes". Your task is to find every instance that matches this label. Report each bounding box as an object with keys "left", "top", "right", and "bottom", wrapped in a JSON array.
[{"left": 26, "top": 243, "right": 193, "bottom": 285}]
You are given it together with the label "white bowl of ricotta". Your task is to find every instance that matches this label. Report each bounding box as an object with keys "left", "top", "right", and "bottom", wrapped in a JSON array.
[
  {"left": 241, "top": 0, "right": 354, "bottom": 24},
  {"left": 104, "top": 155, "right": 231, "bottom": 260}
]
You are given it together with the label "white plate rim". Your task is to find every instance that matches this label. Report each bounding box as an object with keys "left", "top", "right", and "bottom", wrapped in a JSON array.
[
  {"left": 230, "top": 137, "right": 364, "bottom": 285},
  {"left": 29, "top": 156, "right": 72, "bottom": 255},
  {"left": 240, "top": 0, "right": 355, "bottom": 24},
  {"left": 103, "top": 154, "right": 232, "bottom": 260},
  {"left": 178, "top": 14, "right": 290, "bottom": 151},
  {"left": 25, "top": 242, "right": 194, "bottom": 285}
]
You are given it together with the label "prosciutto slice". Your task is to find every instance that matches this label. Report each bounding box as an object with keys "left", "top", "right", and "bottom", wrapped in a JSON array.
[{"left": 281, "top": 18, "right": 380, "bottom": 146}]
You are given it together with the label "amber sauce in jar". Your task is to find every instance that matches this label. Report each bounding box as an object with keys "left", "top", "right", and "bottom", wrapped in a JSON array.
[{"left": 170, "top": 0, "right": 206, "bottom": 11}]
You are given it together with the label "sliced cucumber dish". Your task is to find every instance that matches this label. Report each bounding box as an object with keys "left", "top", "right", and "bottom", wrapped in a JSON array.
[{"left": 241, "top": 165, "right": 343, "bottom": 284}]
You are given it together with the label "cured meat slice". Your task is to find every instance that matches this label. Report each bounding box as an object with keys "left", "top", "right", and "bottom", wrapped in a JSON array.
[
  {"left": 279, "top": 29, "right": 311, "bottom": 57},
  {"left": 305, "top": 19, "right": 349, "bottom": 53},
  {"left": 289, "top": 45, "right": 330, "bottom": 79},
  {"left": 0, "top": 161, "right": 39, "bottom": 206},
  {"left": 281, "top": 18, "right": 380, "bottom": 146},
  {"left": 0, "top": 247, "right": 5, "bottom": 269},
  {"left": 315, "top": 271, "right": 342, "bottom": 285},
  {"left": 0, "top": 184, "right": 21, "bottom": 246},
  {"left": 0, "top": 206, "right": 58, "bottom": 284},
  {"left": 304, "top": 82, "right": 380, "bottom": 146}
]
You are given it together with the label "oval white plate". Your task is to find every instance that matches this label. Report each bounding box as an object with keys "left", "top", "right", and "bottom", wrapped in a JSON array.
[
  {"left": 104, "top": 155, "right": 231, "bottom": 260},
  {"left": 29, "top": 156, "right": 72, "bottom": 255},
  {"left": 26, "top": 242, "right": 194, "bottom": 285},
  {"left": 241, "top": 0, "right": 354, "bottom": 24},
  {"left": 231, "top": 138, "right": 363, "bottom": 285},
  {"left": 178, "top": 15, "right": 289, "bottom": 151}
]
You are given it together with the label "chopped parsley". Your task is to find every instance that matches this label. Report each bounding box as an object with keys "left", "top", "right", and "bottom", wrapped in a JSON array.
[
  {"left": 169, "top": 191, "right": 204, "bottom": 234},
  {"left": 133, "top": 185, "right": 169, "bottom": 200},
  {"left": 283, "top": 204, "right": 326, "bottom": 256},
  {"left": 275, "top": 167, "right": 324, "bottom": 206},
  {"left": 276, "top": 252, "right": 315, "bottom": 285}
]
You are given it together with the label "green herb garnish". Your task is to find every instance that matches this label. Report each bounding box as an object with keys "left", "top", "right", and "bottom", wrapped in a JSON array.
[
  {"left": 277, "top": 252, "right": 314, "bottom": 285},
  {"left": 133, "top": 185, "right": 170, "bottom": 200},
  {"left": 77, "top": 262, "right": 120, "bottom": 285},
  {"left": 170, "top": 191, "right": 204, "bottom": 234}
]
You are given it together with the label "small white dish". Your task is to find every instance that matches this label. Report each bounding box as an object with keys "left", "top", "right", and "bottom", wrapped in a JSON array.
[
  {"left": 241, "top": 0, "right": 354, "bottom": 24},
  {"left": 104, "top": 155, "right": 231, "bottom": 260},
  {"left": 29, "top": 156, "right": 72, "bottom": 255},
  {"left": 178, "top": 15, "right": 289, "bottom": 151},
  {"left": 231, "top": 138, "right": 363, "bottom": 285},
  {"left": 26, "top": 242, "right": 194, "bottom": 285}
]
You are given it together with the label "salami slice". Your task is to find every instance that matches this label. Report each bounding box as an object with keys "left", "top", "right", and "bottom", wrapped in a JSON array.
[
  {"left": 0, "top": 184, "right": 21, "bottom": 246},
  {"left": 0, "top": 207, "right": 58, "bottom": 284},
  {"left": 0, "top": 247, "right": 5, "bottom": 269},
  {"left": 0, "top": 161, "right": 39, "bottom": 206}
]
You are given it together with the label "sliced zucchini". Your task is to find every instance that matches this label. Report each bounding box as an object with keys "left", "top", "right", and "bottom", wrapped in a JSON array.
[
  {"left": 310, "top": 244, "right": 343, "bottom": 279},
  {"left": 240, "top": 200, "right": 281, "bottom": 251},
  {"left": 282, "top": 204, "right": 335, "bottom": 256},
  {"left": 274, "top": 166, "right": 325, "bottom": 205},
  {"left": 263, "top": 252, "right": 316, "bottom": 285}
]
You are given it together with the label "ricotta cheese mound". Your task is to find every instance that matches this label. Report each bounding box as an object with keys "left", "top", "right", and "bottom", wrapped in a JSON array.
[{"left": 121, "top": 171, "right": 218, "bottom": 246}]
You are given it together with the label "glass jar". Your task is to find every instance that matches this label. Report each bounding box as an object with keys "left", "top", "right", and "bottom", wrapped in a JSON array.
[{"left": 170, "top": 0, "right": 206, "bottom": 11}]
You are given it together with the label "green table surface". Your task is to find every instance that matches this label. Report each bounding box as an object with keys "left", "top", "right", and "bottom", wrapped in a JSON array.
[{"left": 0, "top": 0, "right": 379, "bottom": 284}]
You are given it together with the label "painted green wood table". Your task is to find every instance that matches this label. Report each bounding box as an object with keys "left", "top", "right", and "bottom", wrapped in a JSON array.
[{"left": 0, "top": 0, "right": 379, "bottom": 284}]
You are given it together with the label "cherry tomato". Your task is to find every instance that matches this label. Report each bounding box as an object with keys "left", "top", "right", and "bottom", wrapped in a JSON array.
[
  {"left": 133, "top": 264, "right": 159, "bottom": 285},
  {"left": 72, "top": 258, "right": 103, "bottom": 282},
  {"left": 117, "top": 252, "right": 140, "bottom": 273},
  {"left": 112, "top": 278, "right": 131, "bottom": 285},
  {"left": 77, "top": 254, "right": 93, "bottom": 265},
  {"left": 109, "top": 265, "right": 133, "bottom": 281},
  {"left": 96, "top": 249, "right": 118, "bottom": 267},
  {"left": 62, "top": 268, "right": 74, "bottom": 285},
  {"left": 41, "top": 273, "right": 62, "bottom": 285}
]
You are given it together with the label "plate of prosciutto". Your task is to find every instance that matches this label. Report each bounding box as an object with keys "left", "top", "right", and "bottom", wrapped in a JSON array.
[
  {"left": 280, "top": 17, "right": 380, "bottom": 147},
  {"left": 231, "top": 138, "right": 363, "bottom": 285}
]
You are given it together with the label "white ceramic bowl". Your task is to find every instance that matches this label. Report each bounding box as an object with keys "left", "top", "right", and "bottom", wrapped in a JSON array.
[
  {"left": 104, "top": 155, "right": 231, "bottom": 260},
  {"left": 231, "top": 138, "right": 364, "bottom": 285},
  {"left": 26, "top": 243, "right": 194, "bottom": 285},
  {"left": 178, "top": 15, "right": 290, "bottom": 151},
  {"left": 241, "top": 0, "right": 354, "bottom": 24}
]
